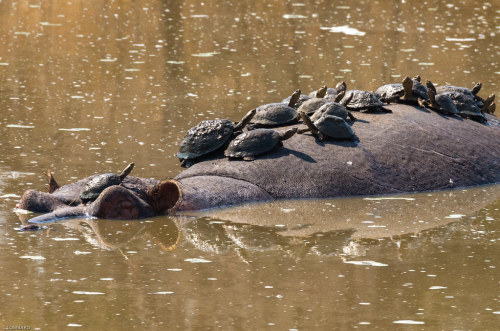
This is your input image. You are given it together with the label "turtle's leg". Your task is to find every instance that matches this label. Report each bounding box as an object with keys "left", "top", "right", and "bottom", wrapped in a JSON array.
[
  {"left": 243, "top": 156, "right": 256, "bottom": 161},
  {"left": 181, "top": 159, "right": 194, "bottom": 168},
  {"left": 417, "top": 98, "right": 427, "bottom": 108},
  {"left": 347, "top": 112, "right": 357, "bottom": 121}
]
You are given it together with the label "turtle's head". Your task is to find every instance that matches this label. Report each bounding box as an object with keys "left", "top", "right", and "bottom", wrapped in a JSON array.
[
  {"left": 317, "top": 86, "right": 328, "bottom": 98},
  {"left": 472, "top": 82, "right": 482, "bottom": 95},
  {"left": 413, "top": 75, "right": 421, "bottom": 82},
  {"left": 288, "top": 89, "right": 301, "bottom": 107},
  {"left": 335, "top": 81, "right": 347, "bottom": 93},
  {"left": 425, "top": 80, "right": 436, "bottom": 93},
  {"left": 402, "top": 77, "right": 413, "bottom": 90}
]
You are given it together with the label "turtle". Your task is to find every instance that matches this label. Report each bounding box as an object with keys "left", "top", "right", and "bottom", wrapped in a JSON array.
[
  {"left": 436, "top": 82, "right": 495, "bottom": 112},
  {"left": 310, "top": 96, "right": 356, "bottom": 122},
  {"left": 80, "top": 162, "right": 135, "bottom": 203},
  {"left": 436, "top": 82, "right": 482, "bottom": 100},
  {"left": 340, "top": 90, "right": 391, "bottom": 113},
  {"left": 427, "top": 81, "right": 493, "bottom": 123},
  {"left": 224, "top": 127, "right": 298, "bottom": 161},
  {"left": 176, "top": 109, "right": 256, "bottom": 167},
  {"left": 299, "top": 86, "right": 347, "bottom": 116},
  {"left": 298, "top": 111, "right": 359, "bottom": 142},
  {"left": 325, "top": 81, "right": 347, "bottom": 100},
  {"left": 426, "top": 87, "right": 459, "bottom": 115},
  {"left": 376, "top": 76, "right": 428, "bottom": 105},
  {"left": 251, "top": 90, "right": 301, "bottom": 128}
]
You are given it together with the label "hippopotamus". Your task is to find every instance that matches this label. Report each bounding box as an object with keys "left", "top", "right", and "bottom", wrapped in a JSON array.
[{"left": 16, "top": 103, "right": 500, "bottom": 224}]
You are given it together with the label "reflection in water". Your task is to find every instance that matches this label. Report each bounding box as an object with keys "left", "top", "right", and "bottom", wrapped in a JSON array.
[{"left": 28, "top": 184, "right": 500, "bottom": 263}]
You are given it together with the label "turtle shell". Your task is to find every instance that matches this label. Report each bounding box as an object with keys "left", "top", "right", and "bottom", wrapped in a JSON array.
[
  {"left": 325, "top": 87, "right": 339, "bottom": 99},
  {"left": 281, "top": 94, "right": 311, "bottom": 109},
  {"left": 314, "top": 115, "right": 358, "bottom": 141},
  {"left": 176, "top": 119, "right": 234, "bottom": 160},
  {"left": 411, "top": 79, "right": 429, "bottom": 100},
  {"left": 342, "top": 90, "right": 383, "bottom": 110},
  {"left": 435, "top": 94, "right": 458, "bottom": 114},
  {"left": 80, "top": 173, "right": 121, "bottom": 201},
  {"left": 436, "top": 85, "right": 475, "bottom": 98},
  {"left": 311, "top": 102, "right": 350, "bottom": 122},
  {"left": 375, "top": 84, "right": 404, "bottom": 100},
  {"left": 224, "top": 129, "right": 281, "bottom": 159},
  {"left": 440, "top": 91, "right": 480, "bottom": 113},
  {"left": 298, "top": 98, "right": 330, "bottom": 116},
  {"left": 251, "top": 103, "right": 298, "bottom": 127},
  {"left": 440, "top": 91, "right": 486, "bottom": 122}
]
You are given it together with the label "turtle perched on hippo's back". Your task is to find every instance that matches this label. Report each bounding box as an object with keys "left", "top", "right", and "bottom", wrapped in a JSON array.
[
  {"left": 340, "top": 90, "right": 391, "bottom": 113},
  {"left": 250, "top": 90, "right": 301, "bottom": 128},
  {"left": 80, "top": 163, "right": 135, "bottom": 203},
  {"left": 426, "top": 80, "right": 495, "bottom": 123},
  {"left": 176, "top": 109, "right": 256, "bottom": 167},
  {"left": 224, "top": 128, "right": 298, "bottom": 161},
  {"left": 376, "top": 76, "right": 428, "bottom": 106}
]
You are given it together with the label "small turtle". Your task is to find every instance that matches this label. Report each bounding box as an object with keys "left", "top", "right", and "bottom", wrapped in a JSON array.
[
  {"left": 436, "top": 83, "right": 482, "bottom": 99},
  {"left": 251, "top": 90, "right": 300, "bottom": 128},
  {"left": 376, "top": 76, "right": 428, "bottom": 105},
  {"left": 426, "top": 87, "right": 459, "bottom": 115},
  {"left": 299, "top": 111, "right": 359, "bottom": 142},
  {"left": 224, "top": 128, "right": 298, "bottom": 161},
  {"left": 436, "top": 82, "right": 495, "bottom": 112},
  {"left": 80, "top": 163, "right": 135, "bottom": 203},
  {"left": 340, "top": 90, "right": 391, "bottom": 113},
  {"left": 300, "top": 86, "right": 347, "bottom": 116},
  {"left": 325, "top": 81, "right": 347, "bottom": 100},
  {"left": 310, "top": 97, "right": 356, "bottom": 122},
  {"left": 427, "top": 81, "right": 493, "bottom": 123},
  {"left": 176, "top": 109, "right": 256, "bottom": 167}
]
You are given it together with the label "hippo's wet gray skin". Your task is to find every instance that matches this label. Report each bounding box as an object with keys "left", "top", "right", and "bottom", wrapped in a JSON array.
[{"left": 17, "top": 103, "right": 500, "bottom": 224}]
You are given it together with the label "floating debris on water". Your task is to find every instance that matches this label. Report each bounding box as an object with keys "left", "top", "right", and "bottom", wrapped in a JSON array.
[
  {"left": 344, "top": 260, "right": 388, "bottom": 267},
  {"left": 6, "top": 124, "right": 35, "bottom": 129},
  {"left": 191, "top": 52, "right": 220, "bottom": 57},
  {"left": 72, "top": 291, "right": 105, "bottom": 295},
  {"left": 320, "top": 25, "right": 366, "bottom": 36},
  {"left": 282, "top": 14, "right": 307, "bottom": 19},
  {"left": 20, "top": 255, "right": 46, "bottom": 260},
  {"left": 58, "top": 128, "right": 91, "bottom": 131},
  {"left": 184, "top": 258, "right": 212, "bottom": 263},
  {"left": 393, "top": 320, "right": 425, "bottom": 325}
]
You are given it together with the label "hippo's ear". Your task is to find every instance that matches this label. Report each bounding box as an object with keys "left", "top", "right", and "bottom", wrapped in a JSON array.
[
  {"left": 147, "top": 180, "right": 181, "bottom": 215},
  {"left": 88, "top": 185, "right": 154, "bottom": 220}
]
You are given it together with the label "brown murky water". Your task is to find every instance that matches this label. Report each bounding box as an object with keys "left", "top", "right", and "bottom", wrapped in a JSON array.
[{"left": 1, "top": 0, "right": 500, "bottom": 329}]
